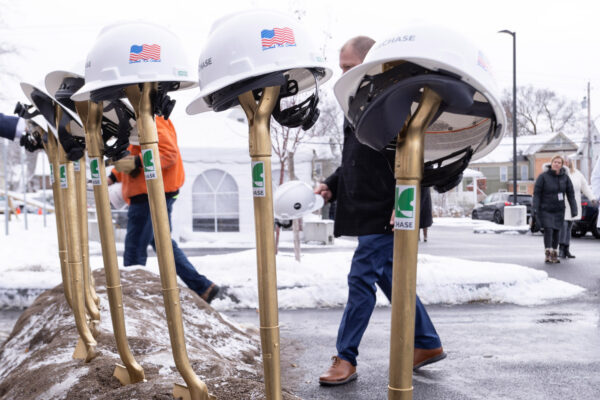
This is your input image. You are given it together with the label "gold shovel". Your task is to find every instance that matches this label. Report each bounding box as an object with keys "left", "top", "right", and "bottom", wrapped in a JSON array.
[
  {"left": 238, "top": 86, "right": 283, "bottom": 400},
  {"left": 125, "top": 83, "right": 213, "bottom": 400},
  {"left": 388, "top": 87, "right": 441, "bottom": 400}
]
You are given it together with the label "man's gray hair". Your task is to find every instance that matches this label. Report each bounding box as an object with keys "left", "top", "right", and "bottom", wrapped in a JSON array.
[{"left": 342, "top": 36, "right": 376, "bottom": 62}]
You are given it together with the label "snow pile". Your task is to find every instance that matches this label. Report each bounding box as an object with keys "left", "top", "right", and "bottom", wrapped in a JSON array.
[
  {"left": 417, "top": 255, "right": 584, "bottom": 305},
  {"left": 0, "top": 268, "right": 300, "bottom": 400},
  {"left": 434, "top": 217, "right": 530, "bottom": 234},
  {"left": 0, "top": 215, "right": 585, "bottom": 311}
]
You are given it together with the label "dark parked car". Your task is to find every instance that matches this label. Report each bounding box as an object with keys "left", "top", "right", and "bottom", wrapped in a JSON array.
[
  {"left": 571, "top": 195, "right": 599, "bottom": 238},
  {"left": 472, "top": 192, "right": 533, "bottom": 224}
]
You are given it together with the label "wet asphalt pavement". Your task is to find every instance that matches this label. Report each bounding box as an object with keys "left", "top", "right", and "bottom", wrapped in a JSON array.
[
  {"left": 225, "top": 224, "right": 600, "bottom": 399},
  {"left": 2, "top": 222, "right": 600, "bottom": 399}
]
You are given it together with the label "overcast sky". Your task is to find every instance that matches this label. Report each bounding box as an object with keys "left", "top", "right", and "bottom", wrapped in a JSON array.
[{"left": 1, "top": 0, "right": 599, "bottom": 122}]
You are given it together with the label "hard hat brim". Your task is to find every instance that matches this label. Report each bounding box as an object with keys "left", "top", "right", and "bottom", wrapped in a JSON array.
[{"left": 20, "top": 82, "right": 84, "bottom": 137}]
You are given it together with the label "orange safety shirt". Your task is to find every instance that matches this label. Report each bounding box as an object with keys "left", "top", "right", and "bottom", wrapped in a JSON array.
[{"left": 112, "top": 116, "right": 185, "bottom": 202}]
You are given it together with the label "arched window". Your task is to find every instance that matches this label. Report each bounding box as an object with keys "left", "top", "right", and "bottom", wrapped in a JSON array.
[{"left": 192, "top": 169, "right": 239, "bottom": 232}]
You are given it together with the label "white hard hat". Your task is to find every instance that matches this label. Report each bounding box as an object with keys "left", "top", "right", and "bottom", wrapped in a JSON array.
[
  {"left": 46, "top": 66, "right": 140, "bottom": 157},
  {"left": 108, "top": 182, "right": 127, "bottom": 210},
  {"left": 274, "top": 180, "right": 324, "bottom": 220},
  {"left": 72, "top": 20, "right": 196, "bottom": 102},
  {"left": 186, "top": 9, "right": 333, "bottom": 120},
  {"left": 334, "top": 25, "right": 506, "bottom": 163},
  {"left": 20, "top": 81, "right": 83, "bottom": 138}
]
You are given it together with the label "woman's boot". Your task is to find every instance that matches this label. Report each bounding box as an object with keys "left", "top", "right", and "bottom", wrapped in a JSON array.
[
  {"left": 545, "top": 249, "right": 552, "bottom": 263},
  {"left": 559, "top": 244, "right": 567, "bottom": 259},
  {"left": 551, "top": 249, "right": 560, "bottom": 263},
  {"left": 564, "top": 245, "right": 576, "bottom": 259}
]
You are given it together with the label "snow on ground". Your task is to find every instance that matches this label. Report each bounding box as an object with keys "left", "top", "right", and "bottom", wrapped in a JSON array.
[
  {"left": 434, "top": 217, "right": 530, "bottom": 234},
  {"left": 0, "top": 215, "right": 584, "bottom": 310}
]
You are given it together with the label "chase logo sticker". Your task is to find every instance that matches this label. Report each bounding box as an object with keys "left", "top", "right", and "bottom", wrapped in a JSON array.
[
  {"left": 49, "top": 164, "right": 55, "bottom": 184},
  {"left": 142, "top": 149, "right": 157, "bottom": 180},
  {"left": 394, "top": 185, "right": 416, "bottom": 230},
  {"left": 59, "top": 164, "right": 68, "bottom": 189},
  {"left": 90, "top": 158, "right": 101, "bottom": 186},
  {"left": 252, "top": 161, "right": 266, "bottom": 197},
  {"left": 261, "top": 27, "right": 296, "bottom": 50},
  {"left": 129, "top": 44, "right": 161, "bottom": 63}
]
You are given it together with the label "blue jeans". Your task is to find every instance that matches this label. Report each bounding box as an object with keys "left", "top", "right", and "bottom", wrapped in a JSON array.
[
  {"left": 337, "top": 234, "right": 442, "bottom": 366},
  {"left": 124, "top": 196, "right": 213, "bottom": 296}
]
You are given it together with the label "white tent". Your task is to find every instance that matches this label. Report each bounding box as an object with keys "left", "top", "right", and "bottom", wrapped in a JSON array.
[{"left": 171, "top": 111, "right": 319, "bottom": 242}]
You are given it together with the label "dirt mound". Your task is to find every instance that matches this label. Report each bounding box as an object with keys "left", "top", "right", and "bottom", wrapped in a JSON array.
[{"left": 0, "top": 268, "right": 300, "bottom": 399}]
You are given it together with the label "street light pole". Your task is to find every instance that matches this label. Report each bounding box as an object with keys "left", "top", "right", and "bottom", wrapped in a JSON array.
[{"left": 499, "top": 29, "right": 518, "bottom": 204}]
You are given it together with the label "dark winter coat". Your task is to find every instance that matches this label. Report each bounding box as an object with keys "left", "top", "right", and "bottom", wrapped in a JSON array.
[
  {"left": 533, "top": 165, "right": 577, "bottom": 230},
  {"left": 420, "top": 186, "right": 433, "bottom": 229},
  {"left": 325, "top": 120, "right": 395, "bottom": 237},
  {"left": 0, "top": 113, "right": 19, "bottom": 141}
]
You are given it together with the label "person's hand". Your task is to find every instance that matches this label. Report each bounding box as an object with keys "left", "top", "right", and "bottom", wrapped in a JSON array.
[
  {"left": 314, "top": 183, "right": 332, "bottom": 202},
  {"left": 390, "top": 209, "right": 394, "bottom": 227},
  {"left": 591, "top": 199, "right": 598, "bottom": 207},
  {"left": 110, "top": 155, "right": 141, "bottom": 177}
]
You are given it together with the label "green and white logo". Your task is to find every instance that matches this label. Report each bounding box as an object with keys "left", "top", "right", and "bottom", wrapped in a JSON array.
[
  {"left": 73, "top": 160, "right": 80, "bottom": 172},
  {"left": 142, "top": 149, "right": 157, "bottom": 180},
  {"left": 252, "top": 161, "right": 266, "bottom": 197},
  {"left": 394, "top": 185, "right": 416, "bottom": 230},
  {"left": 49, "top": 164, "right": 55, "bottom": 184},
  {"left": 90, "top": 158, "right": 101, "bottom": 186},
  {"left": 59, "top": 164, "right": 68, "bottom": 189}
]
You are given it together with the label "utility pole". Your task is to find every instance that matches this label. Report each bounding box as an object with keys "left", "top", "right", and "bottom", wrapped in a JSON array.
[
  {"left": 587, "top": 82, "right": 592, "bottom": 181},
  {"left": 499, "top": 29, "right": 518, "bottom": 202}
]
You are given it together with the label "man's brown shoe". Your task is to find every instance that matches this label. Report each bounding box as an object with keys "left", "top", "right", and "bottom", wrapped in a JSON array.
[
  {"left": 413, "top": 347, "right": 446, "bottom": 371},
  {"left": 319, "top": 356, "right": 357, "bottom": 386}
]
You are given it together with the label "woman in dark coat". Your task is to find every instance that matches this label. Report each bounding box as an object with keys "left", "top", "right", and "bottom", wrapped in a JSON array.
[
  {"left": 533, "top": 155, "right": 577, "bottom": 263},
  {"left": 420, "top": 186, "right": 433, "bottom": 241}
]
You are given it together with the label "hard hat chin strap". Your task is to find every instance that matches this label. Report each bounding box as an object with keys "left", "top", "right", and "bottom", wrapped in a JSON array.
[
  {"left": 272, "top": 69, "right": 323, "bottom": 131},
  {"left": 57, "top": 111, "right": 85, "bottom": 161},
  {"left": 151, "top": 82, "right": 179, "bottom": 120},
  {"left": 422, "top": 147, "right": 473, "bottom": 193},
  {"left": 101, "top": 101, "right": 134, "bottom": 161},
  {"left": 14, "top": 102, "right": 40, "bottom": 119}
]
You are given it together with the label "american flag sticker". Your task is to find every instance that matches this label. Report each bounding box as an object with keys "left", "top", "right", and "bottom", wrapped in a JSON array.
[
  {"left": 129, "top": 44, "right": 161, "bottom": 63},
  {"left": 261, "top": 27, "right": 296, "bottom": 50}
]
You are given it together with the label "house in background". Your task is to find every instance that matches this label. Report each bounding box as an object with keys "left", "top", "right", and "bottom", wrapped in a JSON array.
[{"left": 468, "top": 132, "right": 584, "bottom": 195}]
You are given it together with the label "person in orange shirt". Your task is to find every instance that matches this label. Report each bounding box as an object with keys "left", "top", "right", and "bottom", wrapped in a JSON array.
[{"left": 108, "top": 116, "right": 220, "bottom": 303}]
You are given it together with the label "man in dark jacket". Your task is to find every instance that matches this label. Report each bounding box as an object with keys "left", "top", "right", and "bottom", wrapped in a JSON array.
[
  {"left": 315, "top": 36, "right": 444, "bottom": 387},
  {"left": 0, "top": 113, "right": 25, "bottom": 141},
  {"left": 0, "top": 113, "right": 44, "bottom": 152},
  {"left": 533, "top": 155, "right": 577, "bottom": 263}
]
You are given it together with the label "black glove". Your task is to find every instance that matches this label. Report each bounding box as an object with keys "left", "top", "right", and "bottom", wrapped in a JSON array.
[{"left": 19, "top": 132, "right": 44, "bottom": 152}]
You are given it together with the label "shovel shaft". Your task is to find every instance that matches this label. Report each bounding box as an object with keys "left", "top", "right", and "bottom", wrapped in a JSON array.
[
  {"left": 239, "top": 87, "right": 283, "bottom": 400},
  {"left": 74, "top": 159, "right": 101, "bottom": 323},
  {"left": 81, "top": 100, "right": 145, "bottom": 384},
  {"left": 44, "top": 133, "right": 73, "bottom": 309},
  {"left": 127, "top": 83, "right": 210, "bottom": 400},
  {"left": 56, "top": 106, "right": 98, "bottom": 362},
  {"left": 388, "top": 88, "right": 441, "bottom": 400}
]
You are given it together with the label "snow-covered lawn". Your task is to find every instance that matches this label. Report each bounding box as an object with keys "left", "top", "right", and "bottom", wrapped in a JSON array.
[{"left": 0, "top": 215, "right": 584, "bottom": 310}]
